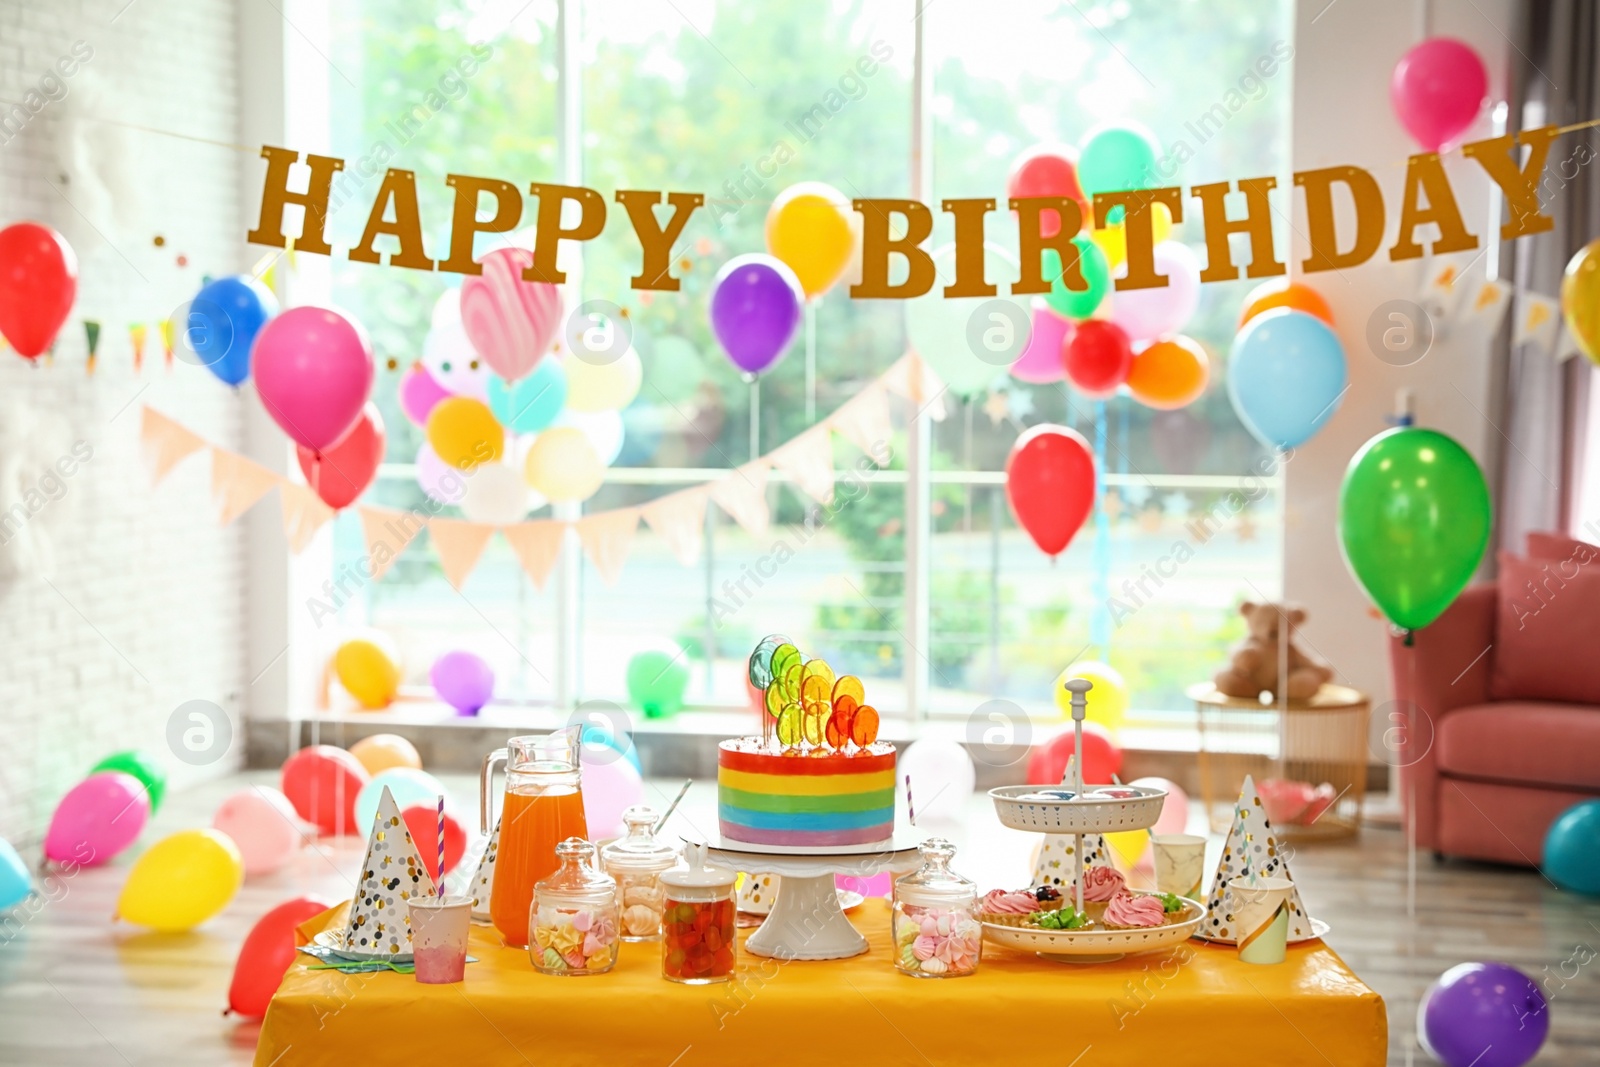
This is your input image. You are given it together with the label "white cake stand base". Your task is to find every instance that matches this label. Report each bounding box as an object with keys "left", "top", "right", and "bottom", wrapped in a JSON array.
[{"left": 705, "top": 831, "right": 923, "bottom": 960}]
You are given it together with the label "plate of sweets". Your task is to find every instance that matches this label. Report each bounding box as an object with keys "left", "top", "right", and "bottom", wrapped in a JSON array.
[{"left": 977, "top": 868, "right": 1205, "bottom": 963}]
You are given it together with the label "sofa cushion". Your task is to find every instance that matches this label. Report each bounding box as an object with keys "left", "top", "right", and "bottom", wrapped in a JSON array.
[
  {"left": 1490, "top": 551, "right": 1600, "bottom": 704},
  {"left": 1437, "top": 702, "right": 1600, "bottom": 792},
  {"left": 1525, "top": 529, "right": 1599, "bottom": 561}
]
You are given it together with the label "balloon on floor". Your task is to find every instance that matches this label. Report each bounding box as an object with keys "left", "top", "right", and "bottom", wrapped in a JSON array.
[
  {"left": 212, "top": 786, "right": 303, "bottom": 877},
  {"left": 355, "top": 768, "right": 448, "bottom": 834},
  {"left": 116, "top": 829, "right": 244, "bottom": 932},
  {"left": 1543, "top": 799, "right": 1600, "bottom": 895},
  {"left": 899, "top": 739, "right": 976, "bottom": 825},
  {"left": 349, "top": 734, "right": 423, "bottom": 777},
  {"left": 45, "top": 772, "right": 150, "bottom": 867},
  {"left": 1418, "top": 961, "right": 1546, "bottom": 1067},
  {"left": 0, "top": 837, "right": 32, "bottom": 909},
  {"left": 88, "top": 750, "right": 168, "bottom": 813},
  {"left": 333, "top": 637, "right": 402, "bottom": 710},
  {"left": 281, "top": 745, "right": 368, "bottom": 836},
  {"left": 227, "top": 896, "right": 334, "bottom": 1018}
]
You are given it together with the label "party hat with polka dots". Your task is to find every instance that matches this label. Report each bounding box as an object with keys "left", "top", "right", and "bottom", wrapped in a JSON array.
[
  {"left": 341, "top": 786, "right": 438, "bottom": 956},
  {"left": 466, "top": 816, "right": 501, "bottom": 921},
  {"left": 1032, "top": 832, "right": 1114, "bottom": 891},
  {"left": 1195, "top": 774, "right": 1313, "bottom": 943}
]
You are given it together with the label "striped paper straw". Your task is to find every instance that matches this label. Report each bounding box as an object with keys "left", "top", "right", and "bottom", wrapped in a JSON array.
[
  {"left": 906, "top": 774, "right": 915, "bottom": 826},
  {"left": 436, "top": 795, "right": 445, "bottom": 893}
]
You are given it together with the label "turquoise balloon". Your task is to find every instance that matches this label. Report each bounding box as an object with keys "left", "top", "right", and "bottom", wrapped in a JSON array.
[
  {"left": 0, "top": 837, "right": 31, "bottom": 910},
  {"left": 1228, "top": 309, "right": 1347, "bottom": 450},
  {"left": 1043, "top": 239, "right": 1111, "bottom": 321},
  {"left": 1078, "top": 125, "right": 1159, "bottom": 200},
  {"left": 581, "top": 727, "right": 642, "bottom": 774},
  {"left": 487, "top": 359, "right": 567, "bottom": 433},
  {"left": 1544, "top": 800, "right": 1600, "bottom": 896},
  {"left": 353, "top": 768, "right": 447, "bottom": 833}
]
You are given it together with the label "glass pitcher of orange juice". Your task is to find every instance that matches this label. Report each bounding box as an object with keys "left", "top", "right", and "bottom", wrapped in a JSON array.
[{"left": 481, "top": 729, "right": 589, "bottom": 947}]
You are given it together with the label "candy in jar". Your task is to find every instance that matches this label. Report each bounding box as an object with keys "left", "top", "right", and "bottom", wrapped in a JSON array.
[
  {"left": 892, "top": 838, "right": 982, "bottom": 978},
  {"left": 659, "top": 842, "right": 737, "bottom": 984},
  {"left": 530, "top": 838, "right": 619, "bottom": 975},
  {"left": 599, "top": 805, "right": 677, "bottom": 942}
]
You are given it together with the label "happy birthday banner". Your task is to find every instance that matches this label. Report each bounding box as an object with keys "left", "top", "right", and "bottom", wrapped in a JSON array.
[
  {"left": 140, "top": 353, "right": 940, "bottom": 594},
  {"left": 248, "top": 124, "right": 1570, "bottom": 296}
]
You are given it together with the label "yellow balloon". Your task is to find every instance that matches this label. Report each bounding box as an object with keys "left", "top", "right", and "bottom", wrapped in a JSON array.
[
  {"left": 334, "top": 638, "right": 401, "bottom": 709},
  {"left": 349, "top": 733, "right": 422, "bottom": 776},
  {"left": 1561, "top": 237, "right": 1600, "bottom": 365},
  {"left": 1087, "top": 202, "right": 1174, "bottom": 271},
  {"left": 766, "top": 183, "right": 858, "bottom": 299},
  {"left": 1106, "top": 829, "right": 1149, "bottom": 868},
  {"left": 524, "top": 427, "right": 603, "bottom": 503},
  {"left": 565, "top": 348, "right": 642, "bottom": 412},
  {"left": 426, "top": 397, "right": 503, "bottom": 470},
  {"left": 1053, "top": 660, "right": 1128, "bottom": 735},
  {"left": 116, "top": 829, "right": 243, "bottom": 931}
]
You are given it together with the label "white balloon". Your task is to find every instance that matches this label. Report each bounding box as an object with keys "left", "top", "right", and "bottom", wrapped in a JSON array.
[
  {"left": 899, "top": 739, "right": 976, "bottom": 824},
  {"left": 460, "top": 462, "right": 529, "bottom": 524},
  {"left": 557, "top": 408, "right": 625, "bottom": 466},
  {"left": 416, "top": 442, "right": 467, "bottom": 505},
  {"left": 431, "top": 287, "right": 462, "bottom": 330},
  {"left": 422, "top": 319, "right": 489, "bottom": 401}
]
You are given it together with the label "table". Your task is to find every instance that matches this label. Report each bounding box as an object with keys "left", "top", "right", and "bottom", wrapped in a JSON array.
[
  {"left": 256, "top": 901, "right": 1387, "bottom": 1066},
  {"left": 1189, "top": 682, "right": 1372, "bottom": 839}
]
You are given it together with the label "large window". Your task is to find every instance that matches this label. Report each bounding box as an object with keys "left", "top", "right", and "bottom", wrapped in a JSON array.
[{"left": 307, "top": 0, "right": 1291, "bottom": 726}]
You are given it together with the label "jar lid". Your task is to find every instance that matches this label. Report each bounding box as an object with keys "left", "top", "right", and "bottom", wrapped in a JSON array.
[
  {"left": 894, "top": 837, "right": 976, "bottom": 907},
  {"left": 599, "top": 806, "right": 679, "bottom": 871},
  {"left": 659, "top": 841, "right": 736, "bottom": 890},
  {"left": 536, "top": 837, "right": 616, "bottom": 895}
]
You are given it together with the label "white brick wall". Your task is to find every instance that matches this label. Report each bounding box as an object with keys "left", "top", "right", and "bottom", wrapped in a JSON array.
[{"left": 0, "top": 0, "right": 249, "bottom": 845}]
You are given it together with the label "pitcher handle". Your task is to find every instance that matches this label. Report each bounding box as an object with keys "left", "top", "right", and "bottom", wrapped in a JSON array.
[{"left": 480, "top": 747, "right": 507, "bottom": 833}]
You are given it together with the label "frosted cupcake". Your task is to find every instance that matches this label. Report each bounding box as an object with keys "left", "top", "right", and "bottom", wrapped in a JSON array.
[
  {"left": 978, "top": 886, "right": 1060, "bottom": 927},
  {"left": 1102, "top": 892, "right": 1167, "bottom": 930},
  {"left": 1075, "top": 866, "right": 1126, "bottom": 924}
]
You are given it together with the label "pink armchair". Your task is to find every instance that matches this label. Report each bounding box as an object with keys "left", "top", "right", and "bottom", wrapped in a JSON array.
[{"left": 1388, "top": 583, "right": 1600, "bottom": 866}]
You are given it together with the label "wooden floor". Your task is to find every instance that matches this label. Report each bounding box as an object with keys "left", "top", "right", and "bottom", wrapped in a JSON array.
[{"left": 1, "top": 771, "right": 1595, "bottom": 1065}]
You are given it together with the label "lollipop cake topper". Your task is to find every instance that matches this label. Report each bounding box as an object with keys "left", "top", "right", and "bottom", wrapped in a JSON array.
[{"left": 746, "top": 634, "right": 880, "bottom": 753}]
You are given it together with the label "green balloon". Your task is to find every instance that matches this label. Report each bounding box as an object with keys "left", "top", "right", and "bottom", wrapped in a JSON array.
[
  {"left": 1078, "top": 125, "right": 1158, "bottom": 200},
  {"left": 89, "top": 750, "right": 167, "bottom": 812},
  {"left": 1338, "top": 427, "right": 1491, "bottom": 631},
  {"left": 1043, "top": 239, "right": 1111, "bottom": 321},
  {"left": 626, "top": 649, "right": 690, "bottom": 719}
]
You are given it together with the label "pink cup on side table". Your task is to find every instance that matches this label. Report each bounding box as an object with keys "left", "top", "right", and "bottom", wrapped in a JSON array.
[{"left": 408, "top": 895, "right": 472, "bottom": 984}]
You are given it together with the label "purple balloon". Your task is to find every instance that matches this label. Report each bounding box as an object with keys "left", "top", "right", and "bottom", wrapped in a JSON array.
[
  {"left": 709, "top": 254, "right": 803, "bottom": 376},
  {"left": 1421, "top": 962, "right": 1548, "bottom": 1067},
  {"left": 45, "top": 772, "right": 150, "bottom": 867},
  {"left": 430, "top": 650, "right": 495, "bottom": 716}
]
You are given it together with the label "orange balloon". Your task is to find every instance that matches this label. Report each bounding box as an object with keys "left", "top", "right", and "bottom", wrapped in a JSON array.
[
  {"left": 1127, "top": 336, "right": 1209, "bottom": 410},
  {"left": 1238, "top": 280, "right": 1334, "bottom": 329}
]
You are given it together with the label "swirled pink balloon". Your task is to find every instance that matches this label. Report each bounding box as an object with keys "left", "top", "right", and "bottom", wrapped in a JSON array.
[{"left": 459, "top": 248, "right": 562, "bottom": 383}]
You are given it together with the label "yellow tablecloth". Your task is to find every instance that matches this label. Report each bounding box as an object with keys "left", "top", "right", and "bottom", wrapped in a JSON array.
[{"left": 256, "top": 901, "right": 1386, "bottom": 1066}]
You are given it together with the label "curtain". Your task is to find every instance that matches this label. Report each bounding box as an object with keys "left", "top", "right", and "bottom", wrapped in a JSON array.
[{"left": 1499, "top": 0, "right": 1599, "bottom": 552}]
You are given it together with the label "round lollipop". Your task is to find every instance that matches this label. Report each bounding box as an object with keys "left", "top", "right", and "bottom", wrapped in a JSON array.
[
  {"left": 851, "top": 705, "right": 880, "bottom": 746},
  {"left": 832, "top": 675, "right": 864, "bottom": 708},
  {"left": 827, "top": 695, "right": 859, "bottom": 748},
  {"left": 776, "top": 704, "right": 803, "bottom": 746},
  {"left": 770, "top": 643, "right": 801, "bottom": 684},
  {"left": 748, "top": 634, "right": 790, "bottom": 689}
]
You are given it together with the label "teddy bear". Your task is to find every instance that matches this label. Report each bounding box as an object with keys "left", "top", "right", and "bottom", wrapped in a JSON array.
[{"left": 1212, "top": 601, "right": 1333, "bottom": 701}]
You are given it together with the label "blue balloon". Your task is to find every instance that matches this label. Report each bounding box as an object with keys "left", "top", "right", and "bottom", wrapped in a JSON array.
[
  {"left": 188, "top": 275, "right": 278, "bottom": 386},
  {"left": 353, "top": 767, "right": 448, "bottom": 833},
  {"left": 581, "top": 726, "right": 642, "bottom": 774},
  {"left": 1227, "top": 309, "right": 1347, "bottom": 450},
  {"left": 1544, "top": 799, "right": 1600, "bottom": 895},
  {"left": 0, "top": 837, "right": 31, "bottom": 911},
  {"left": 487, "top": 359, "right": 568, "bottom": 433}
]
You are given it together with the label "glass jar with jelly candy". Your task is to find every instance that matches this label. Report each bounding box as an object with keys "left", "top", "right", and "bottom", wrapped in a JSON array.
[
  {"left": 599, "top": 805, "right": 678, "bottom": 942},
  {"left": 530, "top": 838, "right": 620, "bottom": 976},
  {"left": 658, "top": 842, "right": 737, "bottom": 984},
  {"left": 892, "top": 838, "right": 982, "bottom": 978}
]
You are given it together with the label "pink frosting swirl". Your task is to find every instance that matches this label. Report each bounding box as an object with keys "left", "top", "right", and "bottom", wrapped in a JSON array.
[
  {"left": 1104, "top": 892, "right": 1166, "bottom": 928},
  {"left": 1079, "top": 866, "right": 1126, "bottom": 903},
  {"left": 979, "top": 889, "right": 1039, "bottom": 915}
]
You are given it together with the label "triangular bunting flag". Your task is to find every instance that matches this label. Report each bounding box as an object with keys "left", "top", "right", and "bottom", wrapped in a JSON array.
[
  {"left": 467, "top": 817, "right": 501, "bottom": 921},
  {"left": 709, "top": 463, "right": 771, "bottom": 536},
  {"left": 640, "top": 488, "right": 709, "bottom": 567},
  {"left": 771, "top": 427, "right": 836, "bottom": 505},
  {"left": 882, "top": 352, "right": 948, "bottom": 421},
  {"left": 577, "top": 508, "right": 640, "bottom": 586},
  {"left": 139, "top": 407, "right": 206, "bottom": 485},
  {"left": 279, "top": 482, "right": 335, "bottom": 553},
  {"left": 503, "top": 521, "right": 568, "bottom": 590},
  {"left": 1470, "top": 279, "right": 1512, "bottom": 332},
  {"left": 210, "top": 448, "right": 281, "bottom": 525},
  {"left": 358, "top": 507, "right": 426, "bottom": 581},
  {"left": 1195, "top": 774, "right": 1313, "bottom": 944},
  {"left": 1513, "top": 293, "right": 1560, "bottom": 351},
  {"left": 829, "top": 384, "right": 894, "bottom": 460},
  {"left": 1032, "top": 833, "right": 1114, "bottom": 891},
  {"left": 429, "top": 517, "right": 495, "bottom": 590},
  {"left": 84, "top": 320, "right": 101, "bottom": 376},
  {"left": 129, "top": 322, "right": 147, "bottom": 373},
  {"left": 343, "top": 786, "right": 438, "bottom": 957},
  {"left": 1555, "top": 325, "right": 1585, "bottom": 363}
]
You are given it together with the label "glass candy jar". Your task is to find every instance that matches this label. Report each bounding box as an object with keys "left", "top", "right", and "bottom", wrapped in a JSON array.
[
  {"left": 659, "top": 842, "right": 738, "bottom": 984},
  {"left": 600, "top": 805, "right": 678, "bottom": 942},
  {"left": 892, "top": 838, "right": 982, "bottom": 978},
  {"left": 530, "top": 838, "right": 619, "bottom": 975}
]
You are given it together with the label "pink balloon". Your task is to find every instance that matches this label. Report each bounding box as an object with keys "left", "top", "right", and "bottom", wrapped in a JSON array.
[
  {"left": 253, "top": 306, "right": 375, "bottom": 453},
  {"left": 1131, "top": 776, "right": 1190, "bottom": 836},
  {"left": 212, "top": 786, "right": 303, "bottom": 877},
  {"left": 579, "top": 743, "right": 644, "bottom": 839},
  {"left": 1391, "top": 37, "right": 1487, "bottom": 153},
  {"left": 459, "top": 248, "right": 562, "bottom": 383},
  {"left": 1010, "top": 300, "right": 1072, "bottom": 384},
  {"left": 1109, "top": 242, "right": 1200, "bottom": 342},
  {"left": 45, "top": 772, "right": 149, "bottom": 867},
  {"left": 399, "top": 362, "right": 450, "bottom": 427}
]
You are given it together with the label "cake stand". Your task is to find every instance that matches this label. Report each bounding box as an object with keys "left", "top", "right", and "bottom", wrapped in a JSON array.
[{"left": 704, "top": 829, "right": 924, "bottom": 960}]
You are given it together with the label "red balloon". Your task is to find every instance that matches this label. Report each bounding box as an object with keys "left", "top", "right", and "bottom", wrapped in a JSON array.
[
  {"left": 1005, "top": 425, "right": 1095, "bottom": 558},
  {"left": 401, "top": 803, "right": 467, "bottom": 882},
  {"left": 0, "top": 223, "right": 77, "bottom": 358},
  {"left": 1007, "top": 145, "right": 1087, "bottom": 239},
  {"left": 280, "top": 745, "right": 368, "bottom": 835},
  {"left": 227, "top": 895, "right": 334, "bottom": 1018},
  {"left": 296, "top": 402, "right": 385, "bottom": 509},
  {"left": 1025, "top": 723, "right": 1123, "bottom": 786},
  {"left": 1064, "top": 320, "right": 1134, "bottom": 398}
]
